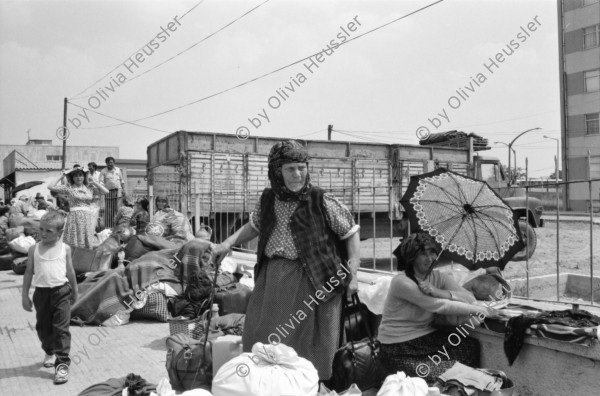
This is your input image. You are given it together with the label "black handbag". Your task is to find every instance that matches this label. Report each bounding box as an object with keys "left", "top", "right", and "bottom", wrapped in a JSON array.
[{"left": 330, "top": 294, "right": 387, "bottom": 392}]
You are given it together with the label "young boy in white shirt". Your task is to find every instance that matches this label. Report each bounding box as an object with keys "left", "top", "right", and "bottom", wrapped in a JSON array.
[{"left": 22, "top": 211, "right": 78, "bottom": 385}]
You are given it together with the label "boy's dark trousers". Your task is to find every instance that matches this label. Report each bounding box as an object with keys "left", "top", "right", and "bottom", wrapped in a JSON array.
[{"left": 33, "top": 283, "right": 72, "bottom": 367}]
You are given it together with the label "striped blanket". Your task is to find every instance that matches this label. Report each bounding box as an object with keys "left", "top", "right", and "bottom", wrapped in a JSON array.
[
  {"left": 71, "top": 269, "right": 133, "bottom": 326},
  {"left": 126, "top": 238, "right": 212, "bottom": 292},
  {"left": 482, "top": 304, "right": 600, "bottom": 346},
  {"left": 71, "top": 239, "right": 212, "bottom": 326}
]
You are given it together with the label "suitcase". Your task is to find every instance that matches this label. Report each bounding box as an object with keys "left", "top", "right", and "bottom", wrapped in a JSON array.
[
  {"left": 214, "top": 283, "right": 252, "bottom": 316},
  {"left": 71, "top": 246, "right": 114, "bottom": 275}
]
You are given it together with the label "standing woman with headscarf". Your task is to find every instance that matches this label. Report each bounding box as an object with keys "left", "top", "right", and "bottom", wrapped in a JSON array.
[
  {"left": 49, "top": 168, "right": 109, "bottom": 248},
  {"left": 212, "top": 140, "right": 361, "bottom": 380}
]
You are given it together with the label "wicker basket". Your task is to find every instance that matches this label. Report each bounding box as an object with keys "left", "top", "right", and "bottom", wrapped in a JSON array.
[{"left": 168, "top": 310, "right": 210, "bottom": 340}]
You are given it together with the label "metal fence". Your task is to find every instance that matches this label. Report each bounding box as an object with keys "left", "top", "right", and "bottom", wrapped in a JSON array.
[
  {"left": 513, "top": 177, "right": 599, "bottom": 308},
  {"left": 146, "top": 174, "right": 599, "bottom": 308}
]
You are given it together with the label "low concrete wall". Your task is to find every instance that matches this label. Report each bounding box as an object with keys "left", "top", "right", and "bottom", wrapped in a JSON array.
[
  {"left": 508, "top": 273, "right": 570, "bottom": 300},
  {"left": 565, "top": 274, "right": 600, "bottom": 303},
  {"left": 508, "top": 273, "right": 600, "bottom": 304},
  {"left": 472, "top": 326, "right": 600, "bottom": 396}
]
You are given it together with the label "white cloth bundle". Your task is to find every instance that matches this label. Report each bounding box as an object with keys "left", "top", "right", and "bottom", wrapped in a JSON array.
[
  {"left": 376, "top": 371, "right": 429, "bottom": 396},
  {"left": 212, "top": 342, "right": 319, "bottom": 396},
  {"left": 8, "top": 235, "right": 36, "bottom": 254}
]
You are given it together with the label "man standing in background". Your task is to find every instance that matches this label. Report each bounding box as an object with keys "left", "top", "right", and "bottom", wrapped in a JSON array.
[{"left": 99, "top": 157, "right": 126, "bottom": 197}]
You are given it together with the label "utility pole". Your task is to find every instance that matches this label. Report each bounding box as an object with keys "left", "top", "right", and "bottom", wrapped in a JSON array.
[
  {"left": 61, "top": 97, "right": 67, "bottom": 170},
  {"left": 327, "top": 124, "right": 333, "bottom": 141}
]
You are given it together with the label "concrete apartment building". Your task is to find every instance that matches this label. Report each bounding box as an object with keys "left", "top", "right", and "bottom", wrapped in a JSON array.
[{"left": 558, "top": 0, "right": 600, "bottom": 211}]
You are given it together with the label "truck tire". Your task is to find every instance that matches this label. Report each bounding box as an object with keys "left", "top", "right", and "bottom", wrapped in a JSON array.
[{"left": 512, "top": 221, "right": 537, "bottom": 261}]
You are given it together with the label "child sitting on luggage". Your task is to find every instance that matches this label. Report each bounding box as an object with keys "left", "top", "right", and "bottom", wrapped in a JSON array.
[{"left": 21, "top": 211, "right": 78, "bottom": 385}]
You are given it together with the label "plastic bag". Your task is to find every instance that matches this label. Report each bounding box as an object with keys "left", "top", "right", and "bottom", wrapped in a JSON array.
[
  {"left": 318, "top": 383, "right": 362, "bottom": 395},
  {"left": 101, "top": 310, "right": 131, "bottom": 327},
  {"left": 212, "top": 342, "right": 319, "bottom": 396},
  {"left": 377, "top": 372, "right": 428, "bottom": 396},
  {"left": 8, "top": 235, "right": 36, "bottom": 254},
  {"left": 357, "top": 276, "right": 392, "bottom": 315}
]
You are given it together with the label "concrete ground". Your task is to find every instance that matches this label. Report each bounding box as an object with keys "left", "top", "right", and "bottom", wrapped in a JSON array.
[
  {"left": 0, "top": 268, "right": 179, "bottom": 395},
  {"left": 0, "top": 269, "right": 380, "bottom": 396}
]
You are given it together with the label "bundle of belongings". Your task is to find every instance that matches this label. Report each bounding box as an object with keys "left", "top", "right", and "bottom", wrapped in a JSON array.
[
  {"left": 418, "top": 130, "right": 489, "bottom": 151},
  {"left": 499, "top": 307, "right": 600, "bottom": 365},
  {"left": 212, "top": 342, "right": 320, "bottom": 396},
  {"left": 70, "top": 238, "right": 252, "bottom": 327},
  {"left": 1, "top": 208, "right": 42, "bottom": 272},
  {"left": 78, "top": 373, "right": 156, "bottom": 396},
  {"left": 433, "top": 362, "right": 514, "bottom": 396}
]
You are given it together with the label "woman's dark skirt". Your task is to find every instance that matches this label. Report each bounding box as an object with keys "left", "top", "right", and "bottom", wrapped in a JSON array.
[
  {"left": 380, "top": 330, "right": 480, "bottom": 385},
  {"left": 242, "top": 256, "right": 343, "bottom": 380}
]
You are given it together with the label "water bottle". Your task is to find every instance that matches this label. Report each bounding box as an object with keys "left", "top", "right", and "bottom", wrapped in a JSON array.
[{"left": 211, "top": 303, "right": 220, "bottom": 320}]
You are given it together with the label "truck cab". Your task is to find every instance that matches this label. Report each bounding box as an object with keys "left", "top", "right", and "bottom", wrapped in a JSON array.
[
  {"left": 473, "top": 155, "right": 544, "bottom": 228},
  {"left": 472, "top": 155, "right": 544, "bottom": 261}
]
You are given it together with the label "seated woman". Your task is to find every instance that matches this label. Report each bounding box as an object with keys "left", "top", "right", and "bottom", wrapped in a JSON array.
[
  {"left": 114, "top": 196, "right": 134, "bottom": 227},
  {"left": 378, "top": 232, "right": 497, "bottom": 385},
  {"left": 129, "top": 198, "right": 150, "bottom": 235},
  {"left": 146, "top": 195, "right": 194, "bottom": 243}
]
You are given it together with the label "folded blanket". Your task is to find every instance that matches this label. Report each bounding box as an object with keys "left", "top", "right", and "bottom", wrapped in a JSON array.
[
  {"left": 504, "top": 308, "right": 600, "bottom": 365},
  {"left": 126, "top": 239, "right": 212, "bottom": 291},
  {"left": 71, "top": 269, "right": 133, "bottom": 326}
]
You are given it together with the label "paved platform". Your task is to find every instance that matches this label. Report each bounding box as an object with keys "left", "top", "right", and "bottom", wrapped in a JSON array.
[{"left": 0, "top": 269, "right": 171, "bottom": 395}]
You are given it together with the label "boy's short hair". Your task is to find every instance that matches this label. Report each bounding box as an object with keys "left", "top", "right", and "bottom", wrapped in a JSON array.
[
  {"left": 40, "top": 210, "right": 66, "bottom": 231},
  {"left": 105, "top": 156, "right": 115, "bottom": 163}
]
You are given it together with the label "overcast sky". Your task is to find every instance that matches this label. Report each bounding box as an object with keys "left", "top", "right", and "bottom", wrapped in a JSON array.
[{"left": 0, "top": 0, "right": 561, "bottom": 177}]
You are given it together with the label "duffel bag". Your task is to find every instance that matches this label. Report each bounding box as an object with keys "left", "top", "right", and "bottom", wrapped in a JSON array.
[
  {"left": 71, "top": 246, "right": 114, "bottom": 275},
  {"left": 12, "top": 257, "right": 28, "bottom": 275},
  {"left": 214, "top": 283, "right": 252, "bottom": 316},
  {"left": 165, "top": 332, "right": 218, "bottom": 392},
  {"left": 124, "top": 235, "right": 155, "bottom": 261}
]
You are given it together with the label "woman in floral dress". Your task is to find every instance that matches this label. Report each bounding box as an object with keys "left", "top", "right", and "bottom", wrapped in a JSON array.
[{"left": 49, "top": 168, "right": 109, "bottom": 248}]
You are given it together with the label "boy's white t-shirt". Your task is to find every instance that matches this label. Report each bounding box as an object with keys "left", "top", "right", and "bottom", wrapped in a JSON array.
[{"left": 32, "top": 243, "right": 68, "bottom": 288}]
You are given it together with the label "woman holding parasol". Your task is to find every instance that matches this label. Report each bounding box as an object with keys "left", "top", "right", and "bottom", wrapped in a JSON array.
[{"left": 378, "top": 232, "right": 498, "bottom": 385}]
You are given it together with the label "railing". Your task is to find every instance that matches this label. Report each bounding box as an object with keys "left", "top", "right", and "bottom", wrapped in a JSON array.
[
  {"left": 146, "top": 175, "right": 598, "bottom": 307},
  {"left": 513, "top": 176, "right": 599, "bottom": 308}
]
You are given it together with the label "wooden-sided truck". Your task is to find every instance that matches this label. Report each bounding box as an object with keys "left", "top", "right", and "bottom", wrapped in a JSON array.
[{"left": 146, "top": 131, "right": 542, "bottom": 260}]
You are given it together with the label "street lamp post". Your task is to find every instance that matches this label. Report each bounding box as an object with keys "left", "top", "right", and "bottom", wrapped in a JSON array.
[
  {"left": 495, "top": 142, "right": 517, "bottom": 182},
  {"left": 544, "top": 134, "right": 560, "bottom": 301},
  {"left": 508, "top": 127, "right": 541, "bottom": 185}
]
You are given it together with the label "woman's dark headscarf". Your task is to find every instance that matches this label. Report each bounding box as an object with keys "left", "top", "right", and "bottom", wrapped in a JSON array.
[
  {"left": 393, "top": 232, "right": 439, "bottom": 284},
  {"left": 267, "top": 140, "right": 311, "bottom": 201}
]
